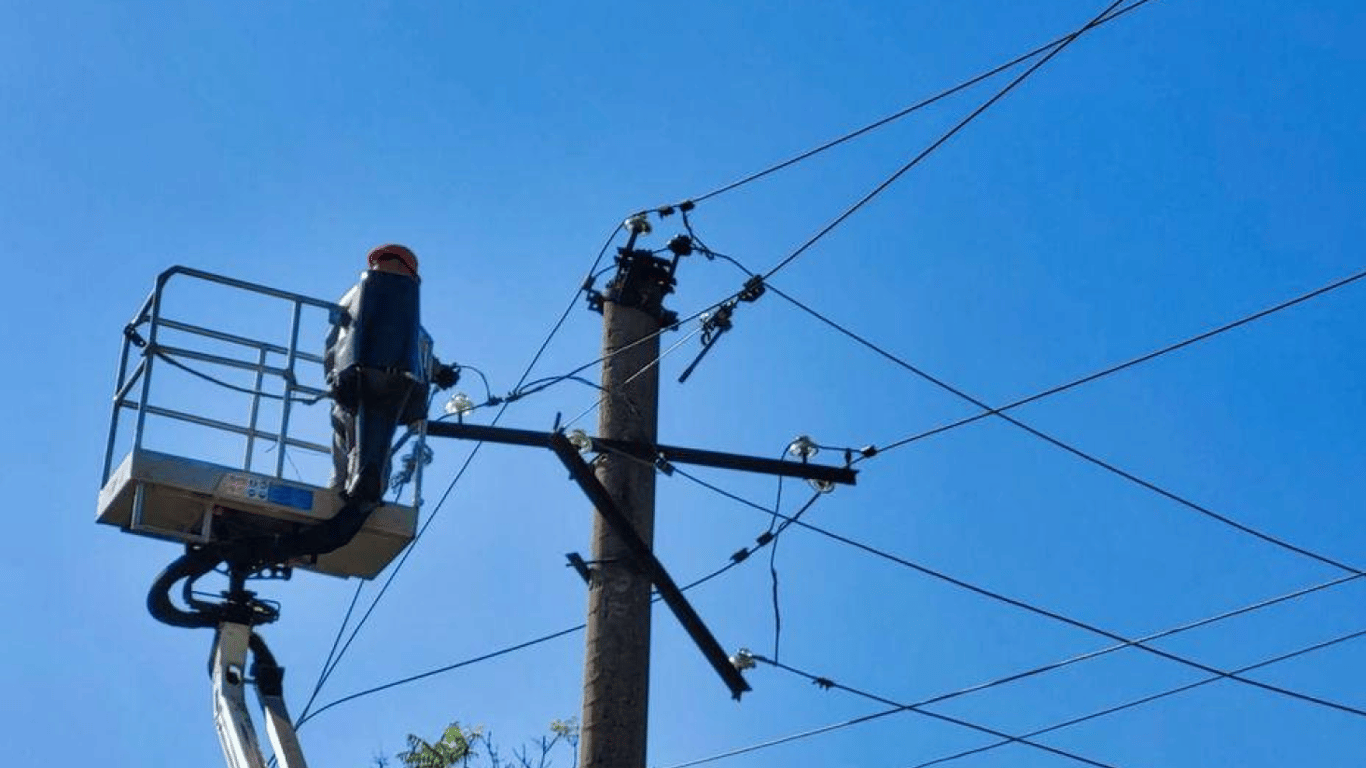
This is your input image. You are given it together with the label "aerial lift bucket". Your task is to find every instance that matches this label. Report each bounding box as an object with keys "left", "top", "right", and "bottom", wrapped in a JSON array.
[{"left": 97, "top": 266, "right": 420, "bottom": 579}]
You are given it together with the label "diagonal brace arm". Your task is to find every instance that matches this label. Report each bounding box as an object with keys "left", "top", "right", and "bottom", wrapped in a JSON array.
[{"left": 550, "top": 431, "right": 752, "bottom": 700}]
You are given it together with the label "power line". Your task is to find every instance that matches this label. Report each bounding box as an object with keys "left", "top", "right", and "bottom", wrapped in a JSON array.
[
  {"left": 671, "top": 462, "right": 1366, "bottom": 710},
  {"left": 299, "top": 521, "right": 785, "bottom": 725},
  {"left": 761, "top": 0, "right": 1136, "bottom": 281},
  {"left": 786, "top": 512, "right": 1366, "bottom": 719},
  {"left": 296, "top": 578, "right": 367, "bottom": 719},
  {"left": 673, "top": 0, "right": 1160, "bottom": 207},
  {"left": 670, "top": 467, "right": 1366, "bottom": 719},
  {"left": 901, "top": 626, "right": 1366, "bottom": 768},
  {"left": 757, "top": 656, "right": 1127, "bottom": 768},
  {"left": 297, "top": 623, "right": 587, "bottom": 728},
  {"left": 565, "top": 0, "right": 1151, "bottom": 389},
  {"left": 655, "top": 624, "right": 1366, "bottom": 768},
  {"left": 767, "top": 280, "right": 1366, "bottom": 576},
  {"left": 867, "top": 264, "right": 1366, "bottom": 455}
]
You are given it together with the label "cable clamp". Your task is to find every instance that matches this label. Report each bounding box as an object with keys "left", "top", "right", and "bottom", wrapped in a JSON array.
[{"left": 739, "top": 275, "right": 766, "bottom": 302}]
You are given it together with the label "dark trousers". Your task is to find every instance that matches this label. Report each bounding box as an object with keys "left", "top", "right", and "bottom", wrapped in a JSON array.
[{"left": 329, "top": 368, "right": 419, "bottom": 503}]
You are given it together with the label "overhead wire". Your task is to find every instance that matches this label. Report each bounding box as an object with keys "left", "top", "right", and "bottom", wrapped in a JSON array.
[
  {"left": 766, "top": 281, "right": 1366, "bottom": 577},
  {"left": 546, "top": 16, "right": 1119, "bottom": 403},
  {"left": 671, "top": 0, "right": 1160, "bottom": 207},
  {"left": 619, "top": 1, "right": 1366, "bottom": 597},
  {"left": 299, "top": 502, "right": 794, "bottom": 724},
  {"left": 759, "top": 0, "right": 1136, "bottom": 282},
  {"left": 669, "top": 453, "right": 1366, "bottom": 705},
  {"left": 667, "top": 463, "right": 1366, "bottom": 717},
  {"left": 788, "top": 510, "right": 1366, "bottom": 718},
  {"left": 297, "top": 623, "right": 587, "bottom": 728},
  {"left": 653, "top": 193, "right": 1366, "bottom": 761},
  {"left": 863, "top": 264, "right": 1366, "bottom": 454},
  {"left": 901, "top": 626, "right": 1366, "bottom": 768},
  {"left": 757, "top": 656, "right": 1126, "bottom": 768},
  {"left": 691, "top": 214, "right": 1366, "bottom": 587},
  {"left": 656, "top": 625, "right": 1366, "bottom": 768}
]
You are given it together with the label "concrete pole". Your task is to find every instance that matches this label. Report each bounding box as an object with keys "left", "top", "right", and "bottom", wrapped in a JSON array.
[{"left": 578, "top": 241, "right": 669, "bottom": 768}]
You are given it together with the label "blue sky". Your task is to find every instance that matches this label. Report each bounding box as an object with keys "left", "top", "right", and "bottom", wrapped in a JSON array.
[{"left": 4, "top": 1, "right": 1365, "bottom": 766}]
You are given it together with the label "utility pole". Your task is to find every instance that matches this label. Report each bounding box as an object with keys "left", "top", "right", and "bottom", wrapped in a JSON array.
[
  {"left": 425, "top": 215, "right": 856, "bottom": 766},
  {"left": 579, "top": 215, "right": 674, "bottom": 768}
]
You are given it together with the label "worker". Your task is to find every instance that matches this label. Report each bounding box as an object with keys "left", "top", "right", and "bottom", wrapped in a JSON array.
[{"left": 324, "top": 244, "right": 457, "bottom": 503}]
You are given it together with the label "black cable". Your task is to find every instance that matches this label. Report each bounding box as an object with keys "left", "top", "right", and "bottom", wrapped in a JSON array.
[
  {"left": 511, "top": 373, "right": 605, "bottom": 401},
  {"left": 768, "top": 282, "right": 1366, "bottom": 577},
  {"left": 766, "top": 446, "right": 790, "bottom": 661},
  {"left": 868, "top": 265, "right": 1366, "bottom": 455},
  {"left": 297, "top": 623, "right": 587, "bottom": 728},
  {"left": 153, "top": 350, "right": 322, "bottom": 403},
  {"left": 674, "top": 0, "right": 1158, "bottom": 207},
  {"left": 672, "top": 464, "right": 1366, "bottom": 708},
  {"left": 296, "top": 223, "right": 624, "bottom": 722},
  {"left": 760, "top": 656, "right": 1126, "bottom": 768},
  {"left": 657, "top": 625, "right": 1366, "bottom": 768},
  {"left": 457, "top": 364, "right": 495, "bottom": 404},
  {"left": 667, "top": 465, "right": 1366, "bottom": 719},
  {"left": 904, "top": 626, "right": 1366, "bottom": 768},
  {"left": 692, "top": 215, "right": 1366, "bottom": 580},
  {"left": 300, "top": 521, "right": 772, "bottom": 726},
  {"left": 788, "top": 513, "right": 1366, "bottom": 719},
  {"left": 296, "top": 579, "right": 366, "bottom": 721},
  {"left": 767, "top": 535, "right": 783, "bottom": 663},
  {"left": 761, "top": 0, "right": 1133, "bottom": 281}
]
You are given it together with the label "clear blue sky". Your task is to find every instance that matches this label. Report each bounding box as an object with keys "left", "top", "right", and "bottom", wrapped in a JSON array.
[{"left": 4, "top": 1, "right": 1365, "bottom": 766}]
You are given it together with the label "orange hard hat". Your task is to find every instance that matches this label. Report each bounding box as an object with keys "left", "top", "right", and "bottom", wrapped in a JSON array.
[{"left": 367, "top": 244, "right": 419, "bottom": 276}]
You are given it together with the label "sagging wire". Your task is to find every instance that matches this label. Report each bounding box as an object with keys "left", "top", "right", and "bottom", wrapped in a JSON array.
[
  {"left": 649, "top": 0, "right": 1160, "bottom": 211},
  {"left": 683, "top": 199, "right": 1366, "bottom": 583},
  {"left": 297, "top": 483, "right": 806, "bottom": 727},
  {"left": 759, "top": 0, "right": 1136, "bottom": 282},
  {"left": 440, "top": 369, "right": 605, "bottom": 423},
  {"left": 665, "top": 457, "right": 1366, "bottom": 721},
  {"left": 760, "top": 656, "right": 1123, "bottom": 768},
  {"left": 149, "top": 347, "right": 326, "bottom": 404},
  {"left": 761, "top": 434, "right": 871, "bottom": 662},
  {"left": 662, "top": 623, "right": 1366, "bottom": 768}
]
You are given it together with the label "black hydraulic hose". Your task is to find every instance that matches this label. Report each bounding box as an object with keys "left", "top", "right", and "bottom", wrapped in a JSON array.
[
  {"left": 213, "top": 497, "right": 380, "bottom": 571},
  {"left": 249, "top": 632, "right": 287, "bottom": 697},
  {"left": 147, "top": 549, "right": 223, "bottom": 628},
  {"left": 147, "top": 500, "right": 379, "bottom": 629},
  {"left": 277, "top": 497, "right": 378, "bottom": 560}
]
